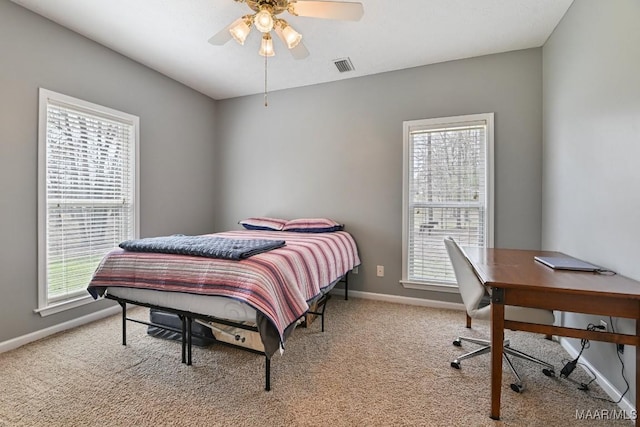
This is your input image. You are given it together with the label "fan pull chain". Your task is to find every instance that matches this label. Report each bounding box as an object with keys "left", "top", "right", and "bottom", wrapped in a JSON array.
[{"left": 264, "top": 52, "right": 268, "bottom": 107}]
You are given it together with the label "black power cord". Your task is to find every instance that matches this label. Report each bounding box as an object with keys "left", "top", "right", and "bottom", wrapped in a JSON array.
[
  {"left": 606, "top": 316, "right": 630, "bottom": 404},
  {"left": 560, "top": 323, "right": 602, "bottom": 378},
  {"left": 560, "top": 319, "right": 629, "bottom": 405},
  {"left": 560, "top": 358, "right": 578, "bottom": 378}
]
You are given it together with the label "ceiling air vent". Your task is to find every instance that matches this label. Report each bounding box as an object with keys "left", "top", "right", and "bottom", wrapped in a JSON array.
[{"left": 333, "top": 57, "right": 355, "bottom": 73}]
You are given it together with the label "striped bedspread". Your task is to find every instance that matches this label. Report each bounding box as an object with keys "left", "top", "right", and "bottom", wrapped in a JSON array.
[{"left": 87, "top": 230, "right": 360, "bottom": 349}]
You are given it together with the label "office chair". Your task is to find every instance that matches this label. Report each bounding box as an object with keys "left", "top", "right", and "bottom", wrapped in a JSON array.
[{"left": 444, "top": 237, "right": 556, "bottom": 393}]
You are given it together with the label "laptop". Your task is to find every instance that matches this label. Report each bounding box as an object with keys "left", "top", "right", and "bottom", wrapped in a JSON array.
[{"left": 534, "top": 256, "right": 601, "bottom": 272}]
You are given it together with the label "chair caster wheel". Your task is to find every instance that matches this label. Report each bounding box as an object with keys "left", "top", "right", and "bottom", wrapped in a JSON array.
[
  {"left": 510, "top": 383, "right": 524, "bottom": 393},
  {"left": 452, "top": 339, "right": 462, "bottom": 347},
  {"left": 542, "top": 368, "right": 555, "bottom": 377},
  {"left": 451, "top": 361, "right": 461, "bottom": 369}
]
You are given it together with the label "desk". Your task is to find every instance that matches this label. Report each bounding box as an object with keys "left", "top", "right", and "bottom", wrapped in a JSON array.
[{"left": 462, "top": 247, "right": 640, "bottom": 421}]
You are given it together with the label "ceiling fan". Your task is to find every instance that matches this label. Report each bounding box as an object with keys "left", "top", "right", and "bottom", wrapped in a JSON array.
[{"left": 208, "top": 0, "right": 364, "bottom": 59}]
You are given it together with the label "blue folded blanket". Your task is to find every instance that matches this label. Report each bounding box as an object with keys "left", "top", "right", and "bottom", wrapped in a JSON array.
[{"left": 119, "top": 235, "right": 285, "bottom": 260}]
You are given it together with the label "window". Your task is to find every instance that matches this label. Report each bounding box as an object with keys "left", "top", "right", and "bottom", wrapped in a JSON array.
[
  {"left": 401, "top": 113, "right": 494, "bottom": 292},
  {"left": 37, "top": 89, "right": 139, "bottom": 316}
]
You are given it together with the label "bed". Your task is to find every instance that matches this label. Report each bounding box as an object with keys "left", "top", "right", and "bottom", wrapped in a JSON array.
[{"left": 87, "top": 221, "right": 360, "bottom": 390}]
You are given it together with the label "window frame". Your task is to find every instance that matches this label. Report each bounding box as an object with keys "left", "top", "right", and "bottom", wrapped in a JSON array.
[
  {"left": 401, "top": 113, "right": 494, "bottom": 292},
  {"left": 36, "top": 88, "right": 140, "bottom": 316}
]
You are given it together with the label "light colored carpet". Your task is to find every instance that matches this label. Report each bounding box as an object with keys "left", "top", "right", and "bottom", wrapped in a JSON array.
[{"left": 0, "top": 298, "right": 633, "bottom": 426}]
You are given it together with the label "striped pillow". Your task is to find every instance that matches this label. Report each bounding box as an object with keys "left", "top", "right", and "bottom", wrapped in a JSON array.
[
  {"left": 239, "top": 217, "right": 288, "bottom": 231},
  {"left": 282, "top": 218, "right": 344, "bottom": 233}
]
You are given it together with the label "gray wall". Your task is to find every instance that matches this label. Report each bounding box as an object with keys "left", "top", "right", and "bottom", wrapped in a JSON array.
[
  {"left": 0, "top": 1, "right": 218, "bottom": 342},
  {"left": 543, "top": 0, "right": 640, "bottom": 404},
  {"left": 4, "top": 0, "right": 637, "bottom": 410},
  {"left": 215, "top": 48, "right": 544, "bottom": 302}
]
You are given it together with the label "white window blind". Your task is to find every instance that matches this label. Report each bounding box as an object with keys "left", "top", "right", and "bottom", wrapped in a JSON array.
[
  {"left": 402, "top": 114, "right": 494, "bottom": 290},
  {"left": 38, "top": 89, "right": 138, "bottom": 314}
]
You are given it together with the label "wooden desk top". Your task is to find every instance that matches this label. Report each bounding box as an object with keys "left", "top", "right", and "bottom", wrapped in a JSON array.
[{"left": 462, "top": 247, "right": 640, "bottom": 299}]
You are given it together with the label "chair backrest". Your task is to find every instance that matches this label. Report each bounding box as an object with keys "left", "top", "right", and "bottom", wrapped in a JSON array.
[{"left": 444, "top": 237, "right": 486, "bottom": 318}]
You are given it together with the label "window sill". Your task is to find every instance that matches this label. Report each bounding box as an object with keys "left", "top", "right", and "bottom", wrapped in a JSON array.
[
  {"left": 34, "top": 294, "right": 96, "bottom": 317},
  {"left": 400, "top": 280, "right": 460, "bottom": 294}
]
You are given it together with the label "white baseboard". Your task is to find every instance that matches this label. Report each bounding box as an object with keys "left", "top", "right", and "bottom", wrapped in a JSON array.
[
  {"left": 560, "top": 338, "right": 635, "bottom": 414},
  {"left": 0, "top": 305, "right": 122, "bottom": 354},
  {"left": 330, "top": 288, "right": 465, "bottom": 311}
]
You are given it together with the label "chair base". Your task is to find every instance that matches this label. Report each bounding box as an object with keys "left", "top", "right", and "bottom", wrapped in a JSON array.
[{"left": 451, "top": 336, "right": 556, "bottom": 393}]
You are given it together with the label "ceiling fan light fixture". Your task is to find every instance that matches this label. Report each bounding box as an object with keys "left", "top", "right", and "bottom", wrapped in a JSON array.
[
  {"left": 281, "top": 23, "right": 302, "bottom": 49},
  {"left": 229, "top": 17, "right": 252, "bottom": 45},
  {"left": 259, "top": 33, "right": 275, "bottom": 57},
  {"left": 254, "top": 7, "right": 275, "bottom": 33}
]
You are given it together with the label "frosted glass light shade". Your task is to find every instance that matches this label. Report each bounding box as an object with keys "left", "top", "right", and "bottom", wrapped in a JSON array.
[
  {"left": 229, "top": 19, "right": 251, "bottom": 45},
  {"left": 254, "top": 9, "right": 274, "bottom": 33},
  {"left": 259, "top": 34, "right": 275, "bottom": 57},
  {"left": 281, "top": 24, "right": 302, "bottom": 49}
]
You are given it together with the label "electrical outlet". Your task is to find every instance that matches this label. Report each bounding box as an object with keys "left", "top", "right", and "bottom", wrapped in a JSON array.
[
  {"left": 376, "top": 265, "right": 384, "bottom": 277},
  {"left": 600, "top": 319, "right": 608, "bottom": 331},
  {"left": 617, "top": 344, "right": 624, "bottom": 354}
]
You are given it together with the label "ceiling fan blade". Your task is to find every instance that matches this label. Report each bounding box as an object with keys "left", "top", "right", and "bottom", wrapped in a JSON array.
[
  {"left": 289, "top": 1, "right": 364, "bottom": 21},
  {"left": 208, "top": 18, "right": 243, "bottom": 45}
]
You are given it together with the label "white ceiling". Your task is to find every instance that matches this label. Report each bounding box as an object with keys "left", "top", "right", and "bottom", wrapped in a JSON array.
[{"left": 11, "top": 0, "right": 573, "bottom": 100}]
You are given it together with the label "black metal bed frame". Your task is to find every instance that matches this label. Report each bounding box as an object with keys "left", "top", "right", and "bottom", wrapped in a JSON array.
[{"left": 105, "top": 273, "right": 349, "bottom": 391}]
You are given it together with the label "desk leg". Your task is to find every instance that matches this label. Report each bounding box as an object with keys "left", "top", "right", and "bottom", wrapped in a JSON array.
[
  {"left": 491, "top": 288, "right": 505, "bottom": 421},
  {"left": 635, "top": 319, "right": 640, "bottom": 425}
]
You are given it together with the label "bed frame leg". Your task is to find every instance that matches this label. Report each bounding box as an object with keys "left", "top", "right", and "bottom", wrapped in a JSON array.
[
  {"left": 177, "top": 315, "right": 193, "bottom": 366},
  {"left": 119, "top": 301, "right": 127, "bottom": 346},
  {"left": 179, "top": 315, "right": 187, "bottom": 364},
  {"left": 186, "top": 316, "right": 193, "bottom": 366},
  {"left": 265, "top": 357, "right": 271, "bottom": 391},
  {"left": 320, "top": 294, "right": 331, "bottom": 332},
  {"left": 344, "top": 273, "right": 349, "bottom": 300}
]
